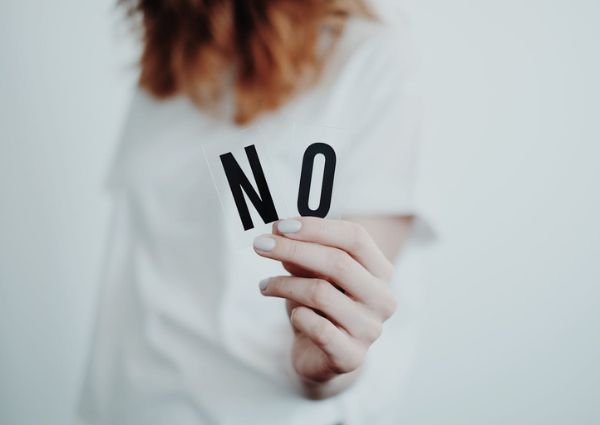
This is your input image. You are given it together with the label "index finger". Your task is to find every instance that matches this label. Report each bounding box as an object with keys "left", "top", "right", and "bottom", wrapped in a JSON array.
[{"left": 272, "top": 217, "right": 394, "bottom": 280}]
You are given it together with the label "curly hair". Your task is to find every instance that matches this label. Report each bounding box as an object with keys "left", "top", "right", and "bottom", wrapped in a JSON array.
[{"left": 119, "top": 0, "right": 373, "bottom": 125}]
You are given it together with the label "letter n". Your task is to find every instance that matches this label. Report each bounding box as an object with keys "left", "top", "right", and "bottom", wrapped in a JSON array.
[{"left": 219, "top": 145, "right": 279, "bottom": 230}]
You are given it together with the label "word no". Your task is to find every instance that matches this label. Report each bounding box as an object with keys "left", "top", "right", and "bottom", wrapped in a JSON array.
[{"left": 219, "top": 143, "right": 336, "bottom": 231}]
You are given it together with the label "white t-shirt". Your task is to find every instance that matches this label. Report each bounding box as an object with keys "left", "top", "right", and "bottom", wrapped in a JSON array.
[{"left": 76, "top": 17, "right": 434, "bottom": 425}]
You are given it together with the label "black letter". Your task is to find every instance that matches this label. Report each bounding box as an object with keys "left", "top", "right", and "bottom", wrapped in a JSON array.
[
  {"left": 297, "top": 142, "right": 336, "bottom": 217},
  {"left": 220, "top": 145, "right": 279, "bottom": 230}
]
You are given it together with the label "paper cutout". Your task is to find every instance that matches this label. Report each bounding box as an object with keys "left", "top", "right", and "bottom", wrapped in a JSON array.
[
  {"left": 297, "top": 142, "right": 336, "bottom": 217},
  {"left": 202, "top": 122, "right": 345, "bottom": 248}
]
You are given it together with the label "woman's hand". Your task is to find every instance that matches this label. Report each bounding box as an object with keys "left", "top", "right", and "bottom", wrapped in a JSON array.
[{"left": 253, "top": 216, "right": 404, "bottom": 397}]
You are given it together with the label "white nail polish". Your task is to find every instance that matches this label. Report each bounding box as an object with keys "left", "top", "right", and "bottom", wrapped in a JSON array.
[
  {"left": 277, "top": 219, "right": 302, "bottom": 234},
  {"left": 259, "top": 278, "right": 270, "bottom": 291},
  {"left": 253, "top": 236, "right": 276, "bottom": 252}
]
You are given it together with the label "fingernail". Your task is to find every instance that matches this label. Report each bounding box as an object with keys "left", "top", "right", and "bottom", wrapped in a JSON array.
[
  {"left": 253, "top": 236, "right": 276, "bottom": 252},
  {"left": 277, "top": 219, "right": 302, "bottom": 234},
  {"left": 259, "top": 278, "right": 270, "bottom": 291}
]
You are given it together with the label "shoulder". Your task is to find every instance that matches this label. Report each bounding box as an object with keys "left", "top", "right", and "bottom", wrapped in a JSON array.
[
  {"left": 330, "top": 17, "right": 417, "bottom": 83},
  {"left": 305, "top": 17, "right": 418, "bottom": 126}
]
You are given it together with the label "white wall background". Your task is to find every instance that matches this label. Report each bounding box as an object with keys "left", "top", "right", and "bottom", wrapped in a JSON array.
[{"left": 1, "top": 1, "right": 599, "bottom": 424}]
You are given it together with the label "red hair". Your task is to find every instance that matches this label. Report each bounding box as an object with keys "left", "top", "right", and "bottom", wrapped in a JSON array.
[{"left": 120, "top": 0, "right": 372, "bottom": 125}]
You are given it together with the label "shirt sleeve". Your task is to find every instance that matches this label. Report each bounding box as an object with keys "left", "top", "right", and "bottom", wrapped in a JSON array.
[
  {"left": 332, "top": 22, "right": 435, "bottom": 424},
  {"left": 334, "top": 23, "right": 435, "bottom": 245}
]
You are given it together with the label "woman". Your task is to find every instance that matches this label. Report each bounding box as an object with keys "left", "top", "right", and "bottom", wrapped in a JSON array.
[{"left": 76, "top": 1, "right": 432, "bottom": 424}]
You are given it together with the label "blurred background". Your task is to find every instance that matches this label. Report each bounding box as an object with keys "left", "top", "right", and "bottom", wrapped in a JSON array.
[{"left": 1, "top": 0, "right": 599, "bottom": 424}]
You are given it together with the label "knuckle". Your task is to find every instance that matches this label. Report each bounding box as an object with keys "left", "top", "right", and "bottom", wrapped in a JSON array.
[
  {"left": 348, "top": 348, "right": 366, "bottom": 371},
  {"left": 380, "top": 294, "right": 398, "bottom": 320},
  {"left": 370, "top": 320, "right": 383, "bottom": 341},
  {"left": 382, "top": 262, "right": 396, "bottom": 282},
  {"left": 308, "top": 280, "right": 331, "bottom": 309},
  {"left": 348, "top": 222, "right": 368, "bottom": 251},
  {"left": 329, "top": 347, "right": 365, "bottom": 374},
  {"left": 328, "top": 249, "right": 350, "bottom": 276},
  {"left": 313, "top": 320, "right": 335, "bottom": 348},
  {"left": 289, "top": 307, "right": 300, "bottom": 325},
  {"left": 361, "top": 319, "right": 383, "bottom": 343},
  {"left": 290, "top": 306, "right": 307, "bottom": 328},
  {"left": 329, "top": 360, "right": 351, "bottom": 375}
]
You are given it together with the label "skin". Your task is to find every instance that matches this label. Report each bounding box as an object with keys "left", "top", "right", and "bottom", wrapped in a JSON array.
[{"left": 253, "top": 215, "right": 414, "bottom": 399}]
